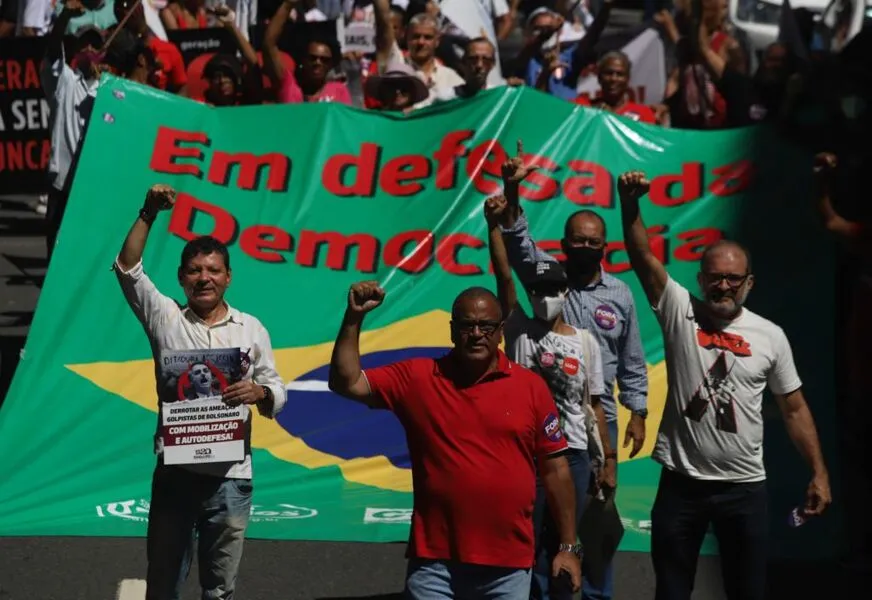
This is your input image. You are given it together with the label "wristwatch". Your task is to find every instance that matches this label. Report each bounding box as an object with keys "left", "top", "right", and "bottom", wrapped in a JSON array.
[
  {"left": 558, "top": 543, "right": 583, "bottom": 557},
  {"left": 138, "top": 207, "right": 156, "bottom": 224},
  {"left": 632, "top": 408, "right": 648, "bottom": 419}
]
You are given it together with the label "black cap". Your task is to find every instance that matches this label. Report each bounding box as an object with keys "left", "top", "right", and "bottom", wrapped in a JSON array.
[
  {"left": 203, "top": 54, "right": 243, "bottom": 85},
  {"left": 526, "top": 261, "right": 568, "bottom": 288}
]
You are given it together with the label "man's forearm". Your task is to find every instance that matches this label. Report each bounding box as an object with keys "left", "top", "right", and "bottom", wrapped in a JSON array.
[
  {"left": 785, "top": 404, "right": 828, "bottom": 476},
  {"left": 620, "top": 196, "right": 652, "bottom": 266},
  {"left": 542, "top": 455, "right": 577, "bottom": 544},
  {"left": 328, "top": 312, "right": 365, "bottom": 393},
  {"left": 118, "top": 215, "right": 155, "bottom": 271}
]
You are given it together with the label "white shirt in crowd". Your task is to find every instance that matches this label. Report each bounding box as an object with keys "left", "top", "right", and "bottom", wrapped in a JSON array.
[
  {"left": 18, "top": 0, "right": 53, "bottom": 35},
  {"left": 505, "top": 309, "right": 605, "bottom": 451},
  {"left": 114, "top": 258, "right": 286, "bottom": 480},
  {"left": 385, "top": 41, "right": 464, "bottom": 108},
  {"left": 41, "top": 48, "right": 98, "bottom": 193},
  {"left": 653, "top": 277, "right": 803, "bottom": 483}
]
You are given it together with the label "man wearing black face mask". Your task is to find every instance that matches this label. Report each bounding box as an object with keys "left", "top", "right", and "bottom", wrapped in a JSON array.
[{"left": 498, "top": 141, "right": 648, "bottom": 600}]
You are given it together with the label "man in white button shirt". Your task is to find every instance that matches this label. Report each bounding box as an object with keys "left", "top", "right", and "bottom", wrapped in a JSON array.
[
  {"left": 114, "top": 185, "right": 286, "bottom": 600},
  {"left": 617, "top": 171, "right": 831, "bottom": 600},
  {"left": 373, "top": 0, "right": 463, "bottom": 109}
]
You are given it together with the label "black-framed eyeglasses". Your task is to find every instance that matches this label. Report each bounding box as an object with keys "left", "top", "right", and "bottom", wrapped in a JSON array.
[
  {"left": 702, "top": 272, "right": 751, "bottom": 288},
  {"left": 452, "top": 319, "right": 503, "bottom": 336}
]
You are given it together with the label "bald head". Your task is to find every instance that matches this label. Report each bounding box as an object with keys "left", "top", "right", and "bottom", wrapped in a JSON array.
[
  {"left": 451, "top": 287, "right": 502, "bottom": 321},
  {"left": 701, "top": 240, "right": 752, "bottom": 274}
]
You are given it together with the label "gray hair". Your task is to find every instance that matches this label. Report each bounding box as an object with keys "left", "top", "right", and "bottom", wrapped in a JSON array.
[
  {"left": 597, "top": 50, "right": 631, "bottom": 74},
  {"left": 408, "top": 13, "right": 440, "bottom": 30}
]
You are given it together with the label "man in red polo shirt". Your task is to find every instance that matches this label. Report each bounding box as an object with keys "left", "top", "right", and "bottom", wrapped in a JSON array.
[{"left": 329, "top": 282, "right": 581, "bottom": 599}]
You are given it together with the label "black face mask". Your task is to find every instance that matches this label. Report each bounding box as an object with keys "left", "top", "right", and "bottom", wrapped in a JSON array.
[{"left": 564, "top": 246, "right": 604, "bottom": 275}]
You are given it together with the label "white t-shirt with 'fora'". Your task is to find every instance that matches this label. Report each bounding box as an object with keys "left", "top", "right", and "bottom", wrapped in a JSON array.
[
  {"left": 653, "top": 277, "right": 802, "bottom": 483},
  {"left": 505, "top": 309, "right": 605, "bottom": 451}
]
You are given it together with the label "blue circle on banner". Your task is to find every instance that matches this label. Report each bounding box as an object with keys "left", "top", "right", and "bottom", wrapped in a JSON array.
[{"left": 277, "top": 347, "right": 448, "bottom": 469}]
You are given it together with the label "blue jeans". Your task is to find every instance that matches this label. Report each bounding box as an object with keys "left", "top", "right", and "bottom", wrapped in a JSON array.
[
  {"left": 581, "top": 420, "right": 617, "bottom": 600},
  {"left": 145, "top": 464, "right": 252, "bottom": 600},
  {"left": 651, "top": 468, "right": 768, "bottom": 600},
  {"left": 531, "top": 448, "right": 592, "bottom": 600},
  {"left": 405, "top": 559, "right": 532, "bottom": 599}
]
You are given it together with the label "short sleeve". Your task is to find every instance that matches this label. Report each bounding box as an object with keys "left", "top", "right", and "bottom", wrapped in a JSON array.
[
  {"left": 584, "top": 331, "right": 606, "bottom": 396},
  {"left": 653, "top": 276, "right": 692, "bottom": 331},
  {"left": 531, "top": 376, "right": 569, "bottom": 457},
  {"left": 767, "top": 327, "right": 802, "bottom": 395},
  {"left": 502, "top": 307, "right": 530, "bottom": 355},
  {"left": 362, "top": 359, "right": 417, "bottom": 412}
]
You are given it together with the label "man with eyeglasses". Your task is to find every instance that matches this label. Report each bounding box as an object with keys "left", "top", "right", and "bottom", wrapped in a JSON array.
[
  {"left": 328, "top": 281, "right": 582, "bottom": 599},
  {"left": 617, "top": 170, "right": 832, "bottom": 600}
]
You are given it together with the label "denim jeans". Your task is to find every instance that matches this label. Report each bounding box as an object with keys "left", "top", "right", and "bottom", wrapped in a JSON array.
[
  {"left": 530, "top": 448, "right": 591, "bottom": 600},
  {"left": 651, "top": 467, "right": 768, "bottom": 600},
  {"left": 405, "top": 559, "right": 532, "bottom": 599},
  {"left": 145, "top": 464, "right": 252, "bottom": 600},
  {"left": 581, "top": 419, "right": 617, "bottom": 600}
]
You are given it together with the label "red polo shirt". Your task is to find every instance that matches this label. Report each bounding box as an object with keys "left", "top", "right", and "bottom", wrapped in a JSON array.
[{"left": 363, "top": 351, "right": 567, "bottom": 568}]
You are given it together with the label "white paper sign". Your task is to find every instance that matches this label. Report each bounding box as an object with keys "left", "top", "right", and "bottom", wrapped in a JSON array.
[
  {"left": 161, "top": 398, "right": 245, "bottom": 465},
  {"left": 344, "top": 20, "right": 377, "bottom": 54}
]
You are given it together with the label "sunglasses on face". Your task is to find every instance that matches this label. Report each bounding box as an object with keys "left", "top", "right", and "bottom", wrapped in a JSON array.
[{"left": 452, "top": 319, "right": 502, "bottom": 336}]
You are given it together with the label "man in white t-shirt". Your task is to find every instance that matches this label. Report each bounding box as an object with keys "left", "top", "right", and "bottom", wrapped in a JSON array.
[
  {"left": 373, "top": 0, "right": 463, "bottom": 108},
  {"left": 617, "top": 171, "right": 831, "bottom": 600},
  {"left": 485, "top": 192, "right": 614, "bottom": 600}
]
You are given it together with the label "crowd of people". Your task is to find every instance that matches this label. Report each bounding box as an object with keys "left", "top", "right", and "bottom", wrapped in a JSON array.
[
  {"left": 6, "top": 0, "right": 869, "bottom": 246},
  {"left": 2, "top": 0, "right": 870, "bottom": 599}
]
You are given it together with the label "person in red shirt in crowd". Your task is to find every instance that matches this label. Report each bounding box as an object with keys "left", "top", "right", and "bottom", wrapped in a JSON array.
[
  {"left": 160, "top": 0, "right": 209, "bottom": 31},
  {"left": 363, "top": 61, "right": 428, "bottom": 112},
  {"left": 200, "top": 6, "right": 263, "bottom": 106},
  {"left": 262, "top": 0, "right": 351, "bottom": 104},
  {"left": 573, "top": 51, "right": 659, "bottom": 124},
  {"left": 114, "top": 0, "right": 188, "bottom": 94},
  {"left": 329, "top": 282, "right": 582, "bottom": 599},
  {"left": 662, "top": 0, "right": 745, "bottom": 129}
]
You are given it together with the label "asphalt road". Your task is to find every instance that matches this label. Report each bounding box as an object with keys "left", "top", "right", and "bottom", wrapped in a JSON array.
[{"left": 0, "top": 193, "right": 845, "bottom": 600}]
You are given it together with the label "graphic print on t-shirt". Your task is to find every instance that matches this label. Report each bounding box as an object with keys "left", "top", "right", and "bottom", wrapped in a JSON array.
[{"left": 686, "top": 327, "right": 753, "bottom": 434}]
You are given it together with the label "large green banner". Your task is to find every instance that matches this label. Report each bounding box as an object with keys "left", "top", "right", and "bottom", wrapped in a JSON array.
[{"left": 0, "top": 77, "right": 837, "bottom": 558}]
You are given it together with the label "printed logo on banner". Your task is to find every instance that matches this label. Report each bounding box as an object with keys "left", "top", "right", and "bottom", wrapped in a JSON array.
[
  {"left": 364, "top": 508, "right": 413, "bottom": 524},
  {"left": 95, "top": 500, "right": 317, "bottom": 522}
]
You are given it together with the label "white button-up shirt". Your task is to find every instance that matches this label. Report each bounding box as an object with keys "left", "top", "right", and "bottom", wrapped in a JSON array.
[{"left": 114, "top": 258, "right": 285, "bottom": 480}]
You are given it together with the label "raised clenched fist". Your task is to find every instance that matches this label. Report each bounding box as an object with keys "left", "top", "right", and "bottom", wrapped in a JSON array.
[
  {"left": 348, "top": 281, "right": 386, "bottom": 314},
  {"left": 143, "top": 184, "right": 177, "bottom": 213},
  {"left": 813, "top": 152, "right": 837, "bottom": 176},
  {"left": 618, "top": 171, "right": 650, "bottom": 201}
]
